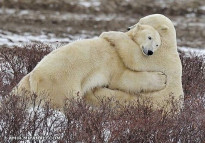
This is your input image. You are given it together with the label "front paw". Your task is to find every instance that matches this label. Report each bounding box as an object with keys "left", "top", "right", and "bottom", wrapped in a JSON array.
[
  {"left": 100, "top": 31, "right": 128, "bottom": 40},
  {"left": 100, "top": 31, "right": 119, "bottom": 38},
  {"left": 152, "top": 72, "right": 167, "bottom": 90}
]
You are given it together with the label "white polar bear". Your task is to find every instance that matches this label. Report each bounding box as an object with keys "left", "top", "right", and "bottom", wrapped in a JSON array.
[
  {"left": 85, "top": 14, "right": 184, "bottom": 111},
  {"left": 14, "top": 24, "right": 166, "bottom": 108}
]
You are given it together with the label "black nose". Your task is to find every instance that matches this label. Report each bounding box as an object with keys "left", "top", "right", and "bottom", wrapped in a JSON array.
[
  {"left": 127, "top": 27, "right": 131, "bottom": 31},
  {"left": 148, "top": 50, "right": 153, "bottom": 55}
]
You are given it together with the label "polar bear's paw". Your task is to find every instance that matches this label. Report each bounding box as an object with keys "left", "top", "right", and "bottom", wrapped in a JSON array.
[
  {"left": 149, "top": 72, "right": 167, "bottom": 91},
  {"left": 100, "top": 31, "right": 129, "bottom": 46}
]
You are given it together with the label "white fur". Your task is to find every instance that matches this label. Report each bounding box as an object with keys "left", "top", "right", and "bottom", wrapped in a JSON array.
[
  {"left": 85, "top": 14, "right": 184, "bottom": 111},
  {"left": 14, "top": 22, "right": 166, "bottom": 109},
  {"left": 82, "top": 72, "right": 108, "bottom": 94}
]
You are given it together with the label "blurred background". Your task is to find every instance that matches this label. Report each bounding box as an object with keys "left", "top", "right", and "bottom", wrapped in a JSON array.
[
  {"left": 0, "top": 0, "right": 205, "bottom": 49},
  {"left": 0, "top": 2, "right": 205, "bottom": 142}
]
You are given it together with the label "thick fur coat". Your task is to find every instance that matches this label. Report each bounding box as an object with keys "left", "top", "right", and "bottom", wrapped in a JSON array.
[
  {"left": 14, "top": 24, "right": 166, "bottom": 108},
  {"left": 85, "top": 14, "right": 184, "bottom": 111}
]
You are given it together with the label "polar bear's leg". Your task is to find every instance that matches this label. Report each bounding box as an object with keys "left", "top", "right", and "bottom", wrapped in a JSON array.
[
  {"left": 66, "top": 83, "right": 84, "bottom": 101},
  {"left": 85, "top": 87, "right": 183, "bottom": 112},
  {"left": 84, "top": 87, "right": 137, "bottom": 106},
  {"left": 69, "top": 89, "right": 83, "bottom": 99},
  {"left": 29, "top": 71, "right": 58, "bottom": 102},
  {"left": 111, "top": 69, "right": 166, "bottom": 94},
  {"left": 30, "top": 71, "right": 50, "bottom": 95},
  {"left": 100, "top": 31, "right": 135, "bottom": 48},
  {"left": 11, "top": 74, "right": 31, "bottom": 96}
]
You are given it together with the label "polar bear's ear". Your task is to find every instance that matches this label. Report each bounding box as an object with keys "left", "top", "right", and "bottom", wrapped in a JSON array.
[
  {"left": 136, "top": 24, "right": 144, "bottom": 30},
  {"left": 132, "top": 24, "right": 144, "bottom": 37},
  {"left": 160, "top": 25, "right": 169, "bottom": 31},
  {"left": 127, "top": 24, "right": 136, "bottom": 31}
]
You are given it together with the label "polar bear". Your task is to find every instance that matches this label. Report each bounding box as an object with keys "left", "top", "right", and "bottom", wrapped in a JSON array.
[
  {"left": 14, "top": 24, "right": 166, "bottom": 108},
  {"left": 85, "top": 14, "right": 184, "bottom": 111}
]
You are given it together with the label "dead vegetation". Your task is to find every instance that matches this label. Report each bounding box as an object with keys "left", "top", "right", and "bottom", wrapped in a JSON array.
[
  {"left": 1, "top": 0, "right": 205, "bottom": 15},
  {"left": 0, "top": 43, "right": 204, "bottom": 142},
  {"left": 0, "top": 0, "right": 205, "bottom": 49}
]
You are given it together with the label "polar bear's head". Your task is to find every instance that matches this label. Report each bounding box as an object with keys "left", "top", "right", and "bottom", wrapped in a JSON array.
[
  {"left": 129, "top": 14, "right": 177, "bottom": 48},
  {"left": 131, "top": 24, "right": 161, "bottom": 56}
]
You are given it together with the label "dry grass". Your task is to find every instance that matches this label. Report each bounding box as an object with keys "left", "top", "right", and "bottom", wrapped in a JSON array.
[
  {"left": 1, "top": 0, "right": 205, "bottom": 15},
  {"left": 0, "top": 43, "right": 204, "bottom": 142}
]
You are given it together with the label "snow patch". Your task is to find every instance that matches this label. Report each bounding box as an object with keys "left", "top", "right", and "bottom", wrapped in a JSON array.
[
  {"left": 199, "top": 6, "right": 205, "bottom": 11},
  {"left": 0, "top": 8, "right": 15, "bottom": 14},
  {"left": 0, "top": 29, "right": 92, "bottom": 47},
  {"left": 178, "top": 46, "right": 205, "bottom": 56},
  {"left": 18, "top": 10, "right": 30, "bottom": 15},
  {"left": 79, "top": 0, "right": 101, "bottom": 7},
  {"left": 188, "top": 22, "right": 205, "bottom": 27}
]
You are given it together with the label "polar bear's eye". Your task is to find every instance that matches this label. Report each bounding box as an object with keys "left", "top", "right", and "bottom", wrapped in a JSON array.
[
  {"left": 148, "top": 36, "right": 152, "bottom": 40},
  {"left": 156, "top": 44, "right": 159, "bottom": 47}
]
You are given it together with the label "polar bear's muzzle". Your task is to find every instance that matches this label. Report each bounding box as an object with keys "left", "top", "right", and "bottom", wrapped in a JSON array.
[
  {"left": 142, "top": 46, "right": 153, "bottom": 56},
  {"left": 147, "top": 50, "right": 153, "bottom": 55}
]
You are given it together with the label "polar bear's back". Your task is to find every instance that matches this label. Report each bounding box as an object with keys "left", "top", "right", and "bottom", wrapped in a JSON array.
[
  {"left": 27, "top": 37, "right": 120, "bottom": 101},
  {"left": 33, "top": 38, "right": 114, "bottom": 76}
]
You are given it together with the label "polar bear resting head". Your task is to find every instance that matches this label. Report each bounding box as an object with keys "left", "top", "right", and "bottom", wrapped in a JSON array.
[
  {"left": 102, "top": 24, "right": 161, "bottom": 57},
  {"left": 128, "top": 14, "right": 177, "bottom": 48},
  {"left": 95, "top": 14, "right": 183, "bottom": 112},
  {"left": 130, "top": 24, "right": 161, "bottom": 56}
]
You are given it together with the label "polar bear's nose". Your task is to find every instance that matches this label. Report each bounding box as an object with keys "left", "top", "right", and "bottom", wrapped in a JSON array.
[{"left": 148, "top": 50, "right": 153, "bottom": 55}]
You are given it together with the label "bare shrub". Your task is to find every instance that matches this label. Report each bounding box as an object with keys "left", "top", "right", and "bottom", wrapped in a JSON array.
[
  {"left": 0, "top": 43, "right": 52, "bottom": 95},
  {"left": 0, "top": 45, "right": 204, "bottom": 142},
  {"left": 100, "top": 0, "right": 205, "bottom": 16},
  {"left": 0, "top": 94, "right": 66, "bottom": 143},
  {"left": 1, "top": 0, "right": 204, "bottom": 15},
  {"left": 179, "top": 50, "right": 205, "bottom": 99}
]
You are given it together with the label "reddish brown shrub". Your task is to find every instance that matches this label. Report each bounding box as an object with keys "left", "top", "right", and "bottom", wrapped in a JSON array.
[
  {"left": 0, "top": 43, "right": 52, "bottom": 95},
  {"left": 0, "top": 44, "right": 204, "bottom": 142},
  {"left": 180, "top": 51, "right": 205, "bottom": 99}
]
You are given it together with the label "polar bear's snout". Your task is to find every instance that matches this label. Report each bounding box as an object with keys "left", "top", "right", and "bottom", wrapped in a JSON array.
[
  {"left": 142, "top": 46, "right": 153, "bottom": 56},
  {"left": 148, "top": 50, "right": 153, "bottom": 55}
]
